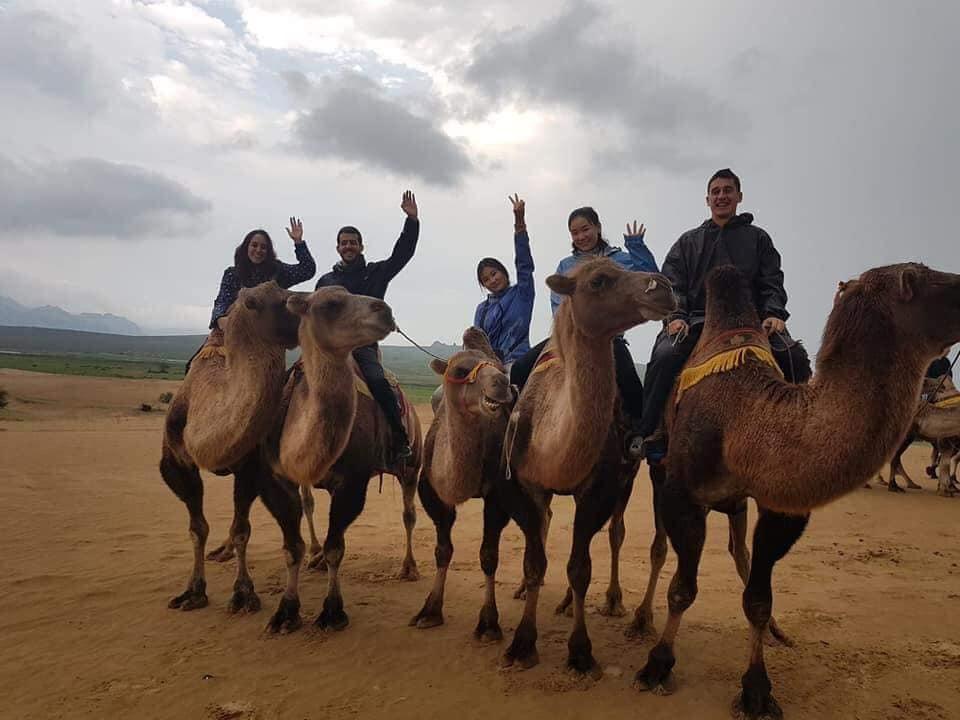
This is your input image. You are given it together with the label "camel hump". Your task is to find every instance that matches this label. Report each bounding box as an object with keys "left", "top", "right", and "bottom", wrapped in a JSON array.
[{"left": 704, "top": 265, "right": 761, "bottom": 330}]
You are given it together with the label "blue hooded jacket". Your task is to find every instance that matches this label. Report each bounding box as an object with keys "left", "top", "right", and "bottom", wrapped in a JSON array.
[
  {"left": 473, "top": 230, "right": 535, "bottom": 364},
  {"left": 550, "top": 233, "right": 658, "bottom": 315}
]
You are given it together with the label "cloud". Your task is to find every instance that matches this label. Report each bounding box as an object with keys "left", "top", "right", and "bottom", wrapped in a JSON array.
[
  {"left": 461, "top": 1, "right": 744, "bottom": 172},
  {"left": 0, "top": 155, "right": 211, "bottom": 239},
  {"left": 287, "top": 73, "right": 473, "bottom": 186},
  {"left": 0, "top": 9, "right": 107, "bottom": 111}
]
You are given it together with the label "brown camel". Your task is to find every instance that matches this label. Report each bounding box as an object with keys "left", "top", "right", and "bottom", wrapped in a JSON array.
[
  {"left": 873, "top": 376, "right": 960, "bottom": 493},
  {"left": 263, "top": 286, "right": 421, "bottom": 633},
  {"left": 497, "top": 257, "right": 676, "bottom": 674},
  {"left": 410, "top": 327, "right": 516, "bottom": 637},
  {"left": 634, "top": 263, "right": 960, "bottom": 720},
  {"left": 159, "top": 282, "right": 300, "bottom": 613}
]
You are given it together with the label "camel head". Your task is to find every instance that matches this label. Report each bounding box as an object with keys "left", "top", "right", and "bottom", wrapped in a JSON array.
[
  {"left": 227, "top": 282, "right": 300, "bottom": 349},
  {"left": 546, "top": 257, "right": 676, "bottom": 339},
  {"left": 287, "top": 286, "right": 395, "bottom": 355},
  {"left": 430, "top": 348, "right": 513, "bottom": 417},
  {"left": 830, "top": 264, "right": 960, "bottom": 361}
]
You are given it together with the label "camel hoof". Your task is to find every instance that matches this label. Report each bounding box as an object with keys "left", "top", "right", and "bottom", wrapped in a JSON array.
[
  {"left": 315, "top": 597, "right": 349, "bottom": 631},
  {"left": 888, "top": 482, "right": 906, "bottom": 494},
  {"left": 764, "top": 619, "right": 794, "bottom": 648},
  {"left": 206, "top": 544, "right": 235, "bottom": 562},
  {"left": 862, "top": 483, "right": 872, "bottom": 490},
  {"left": 266, "top": 596, "right": 301, "bottom": 634},
  {"left": 501, "top": 648, "right": 540, "bottom": 670},
  {"left": 566, "top": 648, "right": 602, "bottom": 679},
  {"left": 474, "top": 604, "right": 503, "bottom": 643},
  {"left": 398, "top": 560, "right": 420, "bottom": 582},
  {"left": 168, "top": 579, "right": 208, "bottom": 611},
  {"left": 502, "top": 621, "right": 539, "bottom": 670},
  {"left": 306, "top": 553, "right": 328, "bottom": 572},
  {"left": 936, "top": 489, "right": 956, "bottom": 498},
  {"left": 625, "top": 611, "right": 656, "bottom": 641},
  {"left": 633, "top": 669, "right": 676, "bottom": 696},
  {"left": 906, "top": 480, "right": 922, "bottom": 490},
  {"left": 513, "top": 586, "right": 526, "bottom": 601},
  {"left": 731, "top": 691, "right": 783, "bottom": 720},
  {"left": 598, "top": 600, "right": 627, "bottom": 618},
  {"left": 410, "top": 612, "right": 444, "bottom": 630},
  {"left": 227, "top": 581, "right": 261, "bottom": 614}
]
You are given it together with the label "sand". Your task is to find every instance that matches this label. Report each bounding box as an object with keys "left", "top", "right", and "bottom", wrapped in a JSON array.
[{"left": 1, "top": 367, "right": 958, "bottom": 720}]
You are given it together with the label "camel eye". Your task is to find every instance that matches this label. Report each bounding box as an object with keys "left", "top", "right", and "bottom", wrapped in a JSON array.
[
  {"left": 590, "top": 274, "right": 612, "bottom": 290},
  {"left": 452, "top": 366, "right": 470, "bottom": 379},
  {"left": 315, "top": 298, "right": 345, "bottom": 316}
]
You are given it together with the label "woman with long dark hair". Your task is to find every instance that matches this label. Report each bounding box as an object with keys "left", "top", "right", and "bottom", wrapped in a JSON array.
[
  {"left": 473, "top": 194, "right": 535, "bottom": 369},
  {"left": 208, "top": 218, "right": 316, "bottom": 332}
]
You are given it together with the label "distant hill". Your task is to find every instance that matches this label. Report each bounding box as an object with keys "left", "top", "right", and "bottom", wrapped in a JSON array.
[{"left": 0, "top": 295, "right": 140, "bottom": 335}]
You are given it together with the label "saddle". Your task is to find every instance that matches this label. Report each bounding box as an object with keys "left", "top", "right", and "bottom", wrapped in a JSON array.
[{"left": 676, "top": 328, "right": 782, "bottom": 404}]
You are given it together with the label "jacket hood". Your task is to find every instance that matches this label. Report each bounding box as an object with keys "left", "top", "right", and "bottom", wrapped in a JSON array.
[{"left": 333, "top": 255, "right": 367, "bottom": 273}]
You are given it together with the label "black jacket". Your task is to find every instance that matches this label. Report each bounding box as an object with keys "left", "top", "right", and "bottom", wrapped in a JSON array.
[
  {"left": 662, "top": 213, "right": 788, "bottom": 324},
  {"left": 315, "top": 217, "right": 419, "bottom": 298}
]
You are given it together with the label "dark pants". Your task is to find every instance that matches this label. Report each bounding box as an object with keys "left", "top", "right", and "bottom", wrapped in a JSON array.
[
  {"left": 509, "top": 336, "right": 645, "bottom": 425},
  {"left": 638, "top": 323, "right": 812, "bottom": 438},
  {"left": 354, "top": 343, "right": 407, "bottom": 439}
]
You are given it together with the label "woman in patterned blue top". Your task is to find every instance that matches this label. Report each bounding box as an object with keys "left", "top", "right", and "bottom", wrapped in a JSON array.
[
  {"left": 474, "top": 194, "right": 535, "bottom": 369},
  {"left": 208, "top": 217, "right": 316, "bottom": 331}
]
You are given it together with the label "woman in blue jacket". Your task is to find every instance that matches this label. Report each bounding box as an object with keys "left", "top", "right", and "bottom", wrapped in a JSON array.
[
  {"left": 474, "top": 194, "right": 535, "bottom": 369},
  {"left": 510, "top": 206, "right": 657, "bottom": 456}
]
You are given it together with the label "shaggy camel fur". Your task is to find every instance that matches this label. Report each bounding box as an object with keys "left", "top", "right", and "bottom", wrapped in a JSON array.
[
  {"left": 263, "top": 286, "right": 411, "bottom": 633},
  {"left": 159, "top": 282, "right": 300, "bottom": 613},
  {"left": 410, "top": 327, "right": 516, "bottom": 637},
  {"left": 498, "top": 258, "right": 676, "bottom": 674},
  {"left": 634, "top": 263, "right": 960, "bottom": 720}
]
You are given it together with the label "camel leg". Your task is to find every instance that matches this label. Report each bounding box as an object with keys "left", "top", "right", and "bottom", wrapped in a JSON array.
[
  {"left": 225, "top": 458, "right": 261, "bottom": 614},
  {"left": 926, "top": 443, "right": 940, "bottom": 479},
  {"left": 517, "top": 500, "right": 551, "bottom": 602},
  {"left": 634, "top": 482, "right": 706, "bottom": 696},
  {"left": 501, "top": 484, "right": 549, "bottom": 670},
  {"left": 474, "top": 493, "right": 511, "bottom": 643},
  {"left": 627, "top": 462, "right": 667, "bottom": 639},
  {"left": 398, "top": 469, "right": 420, "bottom": 581},
  {"left": 937, "top": 453, "right": 956, "bottom": 498},
  {"left": 410, "top": 476, "right": 455, "bottom": 629},
  {"left": 315, "top": 477, "right": 369, "bottom": 631},
  {"left": 261, "top": 475, "right": 306, "bottom": 634},
  {"left": 160, "top": 452, "right": 209, "bottom": 611},
  {"left": 598, "top": 473, "right": 633, "bottom": 617},
  {"left": 302, "top": 485, "right": 327, "bottom": 571},
  {"left": 731, "top": 510, "right": 808, "bottom": 720},
  {"left": 566, "top": 477, "right": 621, "bottom": 677},
  {"left": 887, "top": 438, "right": 910, "bottom": 493}
]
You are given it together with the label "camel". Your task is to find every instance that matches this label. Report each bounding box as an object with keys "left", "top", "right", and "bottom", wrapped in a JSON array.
[
  {"left": 873, "top": 375, "right": 960, "bottom": 493},
  {"left": 159, "top": 282, "right": 300, "bottom": 614},
  {"left": 497, "top": 257, "right": 676, "bottom": 674},
  {"left": 263, "top": 286, "right": 421, "bottom": 633},
  {"left": 633, "top": 263, "right": 960, "bottom": 720},
  {"left": 410, "top": 327, "right": 517, "bottom": 637}
]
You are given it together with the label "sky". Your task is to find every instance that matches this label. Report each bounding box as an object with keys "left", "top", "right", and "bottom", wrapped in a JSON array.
[{"left": 1, "top": 0, "right": 957, "bottom": 355}]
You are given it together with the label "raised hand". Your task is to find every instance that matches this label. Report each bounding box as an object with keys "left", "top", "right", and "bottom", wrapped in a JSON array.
[
  {"left": 401, "top": 190, "right": 418, "bottom": 218},
  {"left": 762, "top": 317, "right": 786, "bottom": 336},
  {"left": 625, "top": 220, "right": 646, "bottom": 239},
  {"left": 509, "top": 193, "right": 526, "bottom": 216},
  {"left": 286, "top": 216, "right": 304, "bottom": 243}
]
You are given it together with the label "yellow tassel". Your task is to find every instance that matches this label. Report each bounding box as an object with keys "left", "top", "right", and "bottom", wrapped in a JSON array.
[
  {"left": 677, "top": 346, "right": 782, "bottom": 403},
  {"left": 933, "top": 394, "right": 960, "bottom": 409}
]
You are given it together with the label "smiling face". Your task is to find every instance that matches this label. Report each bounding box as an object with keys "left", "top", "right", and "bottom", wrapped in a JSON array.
[
  {"left": 568, "top": 215, "right": 601, "bottom": 253},
  {"left": 480, "top": 265, "right": 509, "bottom": 294},
  {"left": 246, "top": 233, "right": 271, "bottom": 264},
  {"left": 706, "top": 177, "right": 743, "bottom": 224},
  {"left": 336, "top": 231, "right": 363, "bottom": 264}
]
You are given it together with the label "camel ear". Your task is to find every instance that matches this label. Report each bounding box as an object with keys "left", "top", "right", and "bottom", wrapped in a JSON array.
[
  {"left": 898, "top": 266, "right": 919, "bottom": 302},
  {"left": 546, "top": 274, "right": 576, "bottom": 296},
  {"left": 286, "top": 294, "right": 308, "bottom": 315},
  {"left": 243, "top": 293, "right": 263, "bottom": 312},
  {"left": 430, "top": 359, "right": 448, "bottom": 375}
]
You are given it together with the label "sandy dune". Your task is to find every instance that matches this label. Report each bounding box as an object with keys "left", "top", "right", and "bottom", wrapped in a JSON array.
[{"left": 1, "top": 368, "right": 958, "bottom": 720}]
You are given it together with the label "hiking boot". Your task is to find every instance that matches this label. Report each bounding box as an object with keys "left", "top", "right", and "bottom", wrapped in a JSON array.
[
  {"left": 628, "top": 433, "right": 667, "bottom": 464},
  {"left": 392, "top": 430, "right": 413, "bottom": 462}
]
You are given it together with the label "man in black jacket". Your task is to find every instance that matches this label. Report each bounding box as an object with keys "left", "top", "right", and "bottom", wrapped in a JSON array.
[
  {"left": 636, "top": 169, "right": 811, "bottom": 461},
  {"left": 315, "top": 190, "right": 419, "bottom": 459}
]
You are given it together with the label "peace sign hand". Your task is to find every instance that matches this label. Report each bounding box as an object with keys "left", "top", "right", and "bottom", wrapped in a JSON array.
[
  {"left": 401, "top": 190, "right": 418, "bottom": 218},
  {"left": 286, "top": 216, "right": 304, "bottom": 243},
  {"left": 625, "top": 220, "right": 645, "bottom": 239}
]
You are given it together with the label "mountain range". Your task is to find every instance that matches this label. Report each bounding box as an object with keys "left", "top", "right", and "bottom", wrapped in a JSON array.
[{"left": 0, "top": 295, "right": 141, "bottom": 335}]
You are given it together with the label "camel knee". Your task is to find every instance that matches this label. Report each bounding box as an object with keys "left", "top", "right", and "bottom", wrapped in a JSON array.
[
  {"left": 403, "top": 506, "right": 417, "bottom": 530},
  {"left": 667, "top": 575, "right": 698, "bottom": 614},
  {"left": 479, "top": 545, "right": 499, "bottom": 577},
  {"left": 650, "top": 534, "right": 667, "bottom": 567},
  {"left": 435, "top": 540, "right": 453, "bottom": 569},
  {"left": 743, "top": 588, "right": 772, "bottom": 628},
  {"left": 566, "top": 553, "right": 592, "bottom": 596}
]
